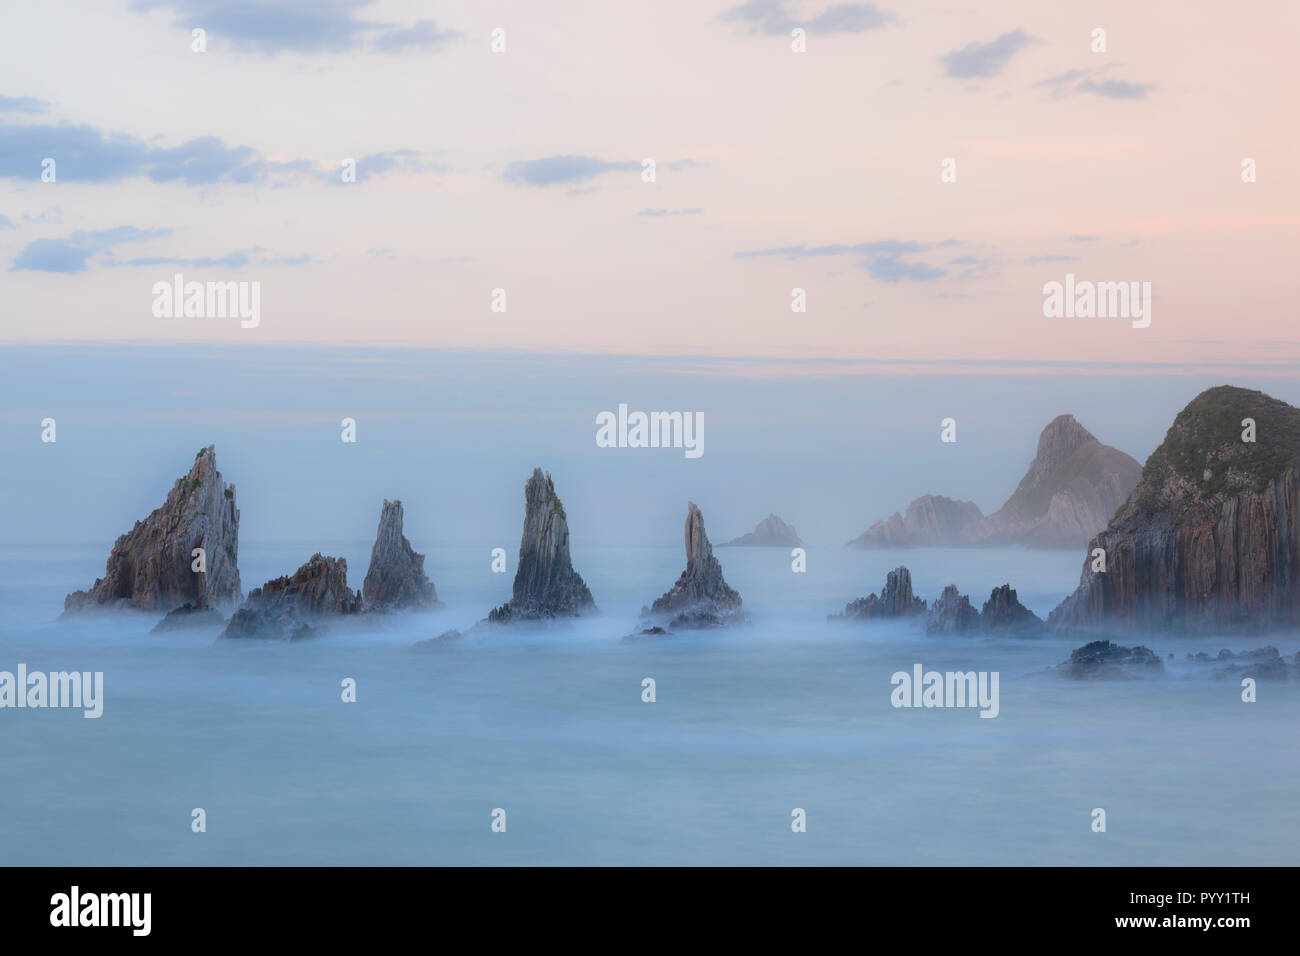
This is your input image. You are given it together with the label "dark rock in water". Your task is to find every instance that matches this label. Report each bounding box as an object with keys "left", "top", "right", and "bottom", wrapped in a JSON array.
[
  {"left": 416, "top": 629, "right": 463, "bottom": 647},
  {"left": 487, "top": 469, "right": 595, "bottom": 623},
  {"left": 1050, "top": 386, "right": 1300, "bottom": 634},
  {"left": 222, "top": 553, "right": 361, "bottom": 640},
  {"left": 645, "top": 502, "right": 744, "bottom": 628},
  {"left": 362, "top": 499, "right": 438, "bottom": 610},
  {"left": 65, "top": 445, "right": 241, "bottom": 613},
  {"left": 1054, "top": 640, "right": 1165, "bottom": 680},
  {"left": 720, "top": 514, "right": 802, "bottom": 548},
  {"left": 151, "top": 602, "right": 225, "bottom": 633},
  {"left": 926, "top": 585, "right": 980, "bottom": 634},
  {"left": 980, "top": 584, "right": 1045, "bottom": 634},
  {"left": 830, "top": 566, "right": 926, "bottom": 620},
  {"left": 1176, "top": 646, "right": 1294, "bottom": 681},
  {"left": 623, "top": 625, "right": 673, "bottom": 641}
]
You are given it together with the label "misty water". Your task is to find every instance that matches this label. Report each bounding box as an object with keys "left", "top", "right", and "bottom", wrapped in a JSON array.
[{"left": 2, "top": 541, "right": 1296, "bottom": 866}]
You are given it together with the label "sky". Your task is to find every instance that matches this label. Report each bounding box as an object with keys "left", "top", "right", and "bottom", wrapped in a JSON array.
[{"left": 1, "top": 0, "right": 1297, "bottom": 369}]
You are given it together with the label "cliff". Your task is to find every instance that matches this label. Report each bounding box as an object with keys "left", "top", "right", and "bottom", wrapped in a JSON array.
[
  {"left": 1049, "top": 386, "right": 1300, "bottom": 634},
  {"left": 720, "top": 514, "right": 802, "bottom": 547},
  {"left": 487, "top": 468, "right": 595, "bottom": 622},
  {"left": 848, "top": 495, "right": 983, "bottom": 548},
  {"left": 362, "top": 499, "right": 438, "bottom": 610},
  {"left": 646, "top": 502, "right": 744, "bottom": 627},
  {"left": 64, "top": 445, "right": 241, "bottom": 613}
]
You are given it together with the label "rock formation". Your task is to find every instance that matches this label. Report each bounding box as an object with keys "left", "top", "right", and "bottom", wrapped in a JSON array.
[
  {"left": 925, "top": 585, "right": 980, "bottom": 634},
  {"left": 362, "top": 499, "right": 438, "bottom": 610},
  {"left": 1052, "top": 640, "right": 1165, "bottom": 679},
  {"left": 848, "top": 495, "right": 983, "bottom": 548},
  {"left": 644, "top": 502, "right": 744, "bottom": 628},
  {"left": 64, "top": 445, "right": 241, "bottom": 613},
  {"left": 973, "top": 414, "right": 1142, "bottom": 548},
  {"left": 222, "top": 553, "right": 362, "bottom": 640},
  {"left": 151, "top": 602, "right": 225, "bottom": 633},
  {"left": 1049, "top": 386, "right": 1300, "bottom": 634},
  {"left": 486, "top": 469, "right": 595, "bottom": 623},
  {"left": 980, "top": 584, "right": 1045, "bottom": 634},
  {"left": 830, "top": 566, "right": 926, "bottom": 620},
  {"left": 847, "top": 416, "right": 1140, "bottom": 550},
  {"left": 719, "top": 514, "right": 802, "bottom": 547}
]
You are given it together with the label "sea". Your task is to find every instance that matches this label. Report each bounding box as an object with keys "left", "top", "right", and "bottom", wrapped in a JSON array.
[{"left": 2, "top": 542, "right": 1296, "bottom": 865}]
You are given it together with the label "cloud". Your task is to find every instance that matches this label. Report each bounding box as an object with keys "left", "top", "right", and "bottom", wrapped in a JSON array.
[
  {"left": 504, "top": 155, "right": 639, "bottom": 187},
  {"left": 636, "top": 208, "right": 703, "bottom": 217},
  {"left": 721, "top": 1, "right": 893, "bottom": 35},
  {"left": 0, "top": 96, "right": 48, "bottom": 114},
  {"left": 739, "top": 240, "right": 947, "bottom": 282},
  {"left": 1037, "top": 69, "right": 1154, "bottom": 100},
  {"left": 1028, "top": 254, "right": 1077, "bottom": 264},
  {"left": 0, "top": 214, "right": 16, "bottom": 230},
  {"left": 941, "top": 30, "right": 1035, "bottom": 78},
  {"left": 23, "top": 207, "right": 61, "bottom": 224},
  {"left": 10, "top": 226, "right": 169, "bottom": 273},
  {"left": 1068, "top": 234, "right": 1098, "bottom": 242},
  {"left": 132, "top": 1, "right": 459, "bottom": 55}
]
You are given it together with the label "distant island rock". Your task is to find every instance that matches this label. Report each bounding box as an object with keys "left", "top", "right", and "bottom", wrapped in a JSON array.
[
  {"left": 719, "top": 514, "right": 802, "bottom": 547},
  {"left": 848, "top": 415, "right": 1141, "bottom": 550},
  {"left": 487, "top": 468, "right": 596, "bottom": 623},
  {"left": 362, "top": 499, "right": 439, "bottom": 610},
  {"left": 222, "top": 553, "right": 362, "bottom": 640},
  {"left": 643, "top": 502, "right": 745, "bottom": 629},
  {"left": 830, "top": 566, "right": 926, "bottom": 620},
  {"left": 1050, "top": 386, "right": 1300, "bottom": 634},
  {"left": 64, "top": 445, "right": 241, "bottom": 614}
]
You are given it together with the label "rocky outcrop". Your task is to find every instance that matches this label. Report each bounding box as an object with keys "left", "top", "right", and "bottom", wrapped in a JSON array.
[
  {"left": 486, "top": 469, "right": 595, "bottom": 623},
  {"left": 720, "top": 514, "right": 802, "bottom": 547},
  {"left": 980, "top": 584, "right": 1045, "bottom": 634},
  {"left": 1053, "top": 640, "right": 1165, "bottom": 679},
  {"left": 847, "top": 416, "right": 1140, "bottom": 550},
  {"left": 831, "top": 566, "right": 927, "bottom": 620},
  {"left": 849, "top": 495, "right": 983, "bottom": 548},
  {"left": 222, "top": 553, "right": 362, "bottom": 640},
  {"left": 1194, "top": 647, "right": 1296, "bottom": 681},
  {"left": 151, "top": 602, "right": 225, "bottom": 633},
  {"left": 973, "top": 415, "right": 1142, "bottom": 549},
  {"left": 645, "top": 502, "right": 744, "bottom": 628},
  {"left": 1049, "top": 386, "right": 1300, "bottom": 634},
  {"left": 925, "top": 585, "right": 980, "bottom": 634},
  {"left": 64, "top": 445, "right": 241, "bottom": 613},
  {"left": 362, "top": 499, "right": 438, "bottom": 610}
]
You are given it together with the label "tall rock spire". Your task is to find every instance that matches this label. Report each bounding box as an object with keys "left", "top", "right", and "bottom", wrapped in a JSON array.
[{"left": 362, "top": 499, "right": 438, "bottom": 610}]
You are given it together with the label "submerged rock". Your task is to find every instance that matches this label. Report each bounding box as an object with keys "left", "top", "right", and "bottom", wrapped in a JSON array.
[
  {"left": 926, "top": 585, "right": 980, "bottom": 634},
  {"left": 151, "top": 602, "right": 225, "bottom": 633},
  {"left": 486, "top": 469, "right": 595, "bottom": 623},
  {"left": 830, "top": 566, "right": 926, "bottom": 621},
  {"left": 1050, "top": 386, "right": 1300, "bottom": 634},
  {"left": 362, "top": 499, "right": 438, "bottom": 610},
  {"left": 644, "top": 502, "right": 744, "bottom": 628},
  {"left": 719, "top": 514, "right": 802, "bottom": 548},
  {"left": 1053, "top": 640, "right": 1165, "bottom": 680},
  {"left": 65, "top": 445, "right": 241, "bottom": 613},
  {"left": 222, "top": 553, "right": 361, "bottom": 640},
  {"left": 980, "top": 584, "right": 1045, "bottom": 634},
  {"left": 623, "top": 625, "right": 673, "bottom": 641}
]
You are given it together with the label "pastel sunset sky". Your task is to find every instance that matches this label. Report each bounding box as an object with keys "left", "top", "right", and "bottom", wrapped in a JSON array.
[{"left": 2, "top": 0, "right": 1297, "bottom": 372}]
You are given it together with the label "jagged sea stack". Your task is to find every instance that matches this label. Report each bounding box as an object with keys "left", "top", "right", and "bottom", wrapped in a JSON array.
[
  {"left": 64, "top": 445, "right": 241, "bottom": 613},
  {"left": 487, "top": 469, "right": 595, "bottom": 622},
  {"left": 830, "top": 566, "right": 926, "bottom": 620},
  {"left": 645, "top": 502, "right": 744, "bottom": 628},
  {"left": 1049, "top": 386, "right": 1300, "bottom": 634},
  {"left": 222, "top": 553, "right": 362, "bottom": 640},
  {"left": 926, "top": 585, "right": 980, "bottom": 634},
  {"left": 362, "top": 499, "right": 438, "bottom": 610}
]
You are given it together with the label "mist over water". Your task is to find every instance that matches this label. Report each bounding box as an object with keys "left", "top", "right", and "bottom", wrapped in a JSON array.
[{"left": 3, "top": 542, "right": 1297, "bottom": 865}]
